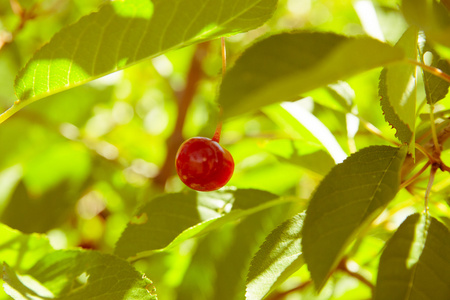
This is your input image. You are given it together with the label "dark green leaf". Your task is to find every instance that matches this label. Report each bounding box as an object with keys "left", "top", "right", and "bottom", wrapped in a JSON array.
[
  {"left": 246, "top": 213, "right": 305, "bottom": 300},
  {"left": 421, "top": 43, "right": 450, "bottom": 104},
  {"left": 218, "top": 32, "right": 404, "bottom": 117},
  {"left": 379, "top": 28, "right": 417, "bottom": 147},
  {"left": 302, "top": 145, "right": 407, "bottom": 290},
  {"left": 13, "top": 0, "right": 277, "bottom": 108},
  {"left": 212, "top": 200, "right": 291, "bottom": 300},
  {"left": 2, "top": 250, "right": 157, "bottom": 300},
  {"left": 1, "top": 181, "right": 78, "bottom": 233},
  {"left": 375, "top": 213, "right": 450, "bottom": 300},
  {"left": 114, "top": 189, "right": 295, "bottom": 259},
  {"left": 175, "top": 198, "right": 292, "bottom": 300}
]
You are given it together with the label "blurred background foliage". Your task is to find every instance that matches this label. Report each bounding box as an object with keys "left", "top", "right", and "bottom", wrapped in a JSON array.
[{"left": 1, "top": 0, "right": 450, "bottom": 299}]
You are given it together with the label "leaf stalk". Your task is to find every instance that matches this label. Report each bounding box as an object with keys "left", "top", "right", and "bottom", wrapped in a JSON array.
[{"left": 407, "top": 58, "right": 450, "bottom": 84}]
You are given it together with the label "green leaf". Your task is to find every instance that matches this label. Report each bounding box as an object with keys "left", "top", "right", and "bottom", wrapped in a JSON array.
[
  {"left": 2, "top": 250, "right": 157, "bottom": 300},
  {"left": 12, "top": 0, "right": 277, "bottom": 108},
  {"left": 421, "top": 43, "right": 450, "bottom": 104},
  {"left": 212, "top": 200, "right": 291, "bottom": 300},
  {"left": 379, "top": 28, "right": 417, "bottom": 148},
  {"left": 0, "top": 224, "right": 53, "bottom": 272},
  {"left": 375, "top": 213, "right": 450, "bottom": 300},
  {"left": 307, "top": 81, "right": 355, "bottom": 114},
  {"left": 218, "top": 31, "right": 404, "bottom": 117},
  {"left": 261, "top": 139, "right": 335, "bottom": 176},
  {"left": 1, "top": 181, "right": 78, "bottom": 233},
  {"left": 401, "top": 0, "right": 450, "bottom": 48},
  {"left": 114, "top": 189, "right": 296, "bottom": 259},
  {"left": 302, "top": 145, "right": 407, "bottom": 290},
  {"left": 175, "top": 198, "right": 292, "bottom": 300},
  {"left": 279, "top": 102, "right": 348, "bottom": 164},
  {"left": 246, "top": 213, "right": 305, "bottom": 300}
]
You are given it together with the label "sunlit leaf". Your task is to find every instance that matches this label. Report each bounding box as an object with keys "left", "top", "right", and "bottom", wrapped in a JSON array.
[
  {"left": 379, "top": 28, "right": 417, "bottom": 149},
  {"left": 2, "top": 250, "right": 157, "bottom": 300},
  {"left": 0, "top": 224, "right": 53, "bottom": 272},
  {"left": 375, "top": 213, "right": 450, "bottom": 299},
  {"left": 218, "top": 32, "right": 404, "bottom": 117},
  {"left": 114, "top": 189, "right": 296, "bottom": 259},
  {"left": 302, "top": 145, "right": 407, "bottom": 290},
  {"left": 246, "top": 213, "right": 305, "bottom": 300},
  {"left": 401, "top": 0, "right": 450, "bottom": 48},
  {"left": 280, "top": 102, "right": 348, "bottom": 164},
  {"left": 12, "top": 0, "right": 278, "bottom": 110},
  {"left": 307, "top": 81, "right": 355, "bottom": 114}
]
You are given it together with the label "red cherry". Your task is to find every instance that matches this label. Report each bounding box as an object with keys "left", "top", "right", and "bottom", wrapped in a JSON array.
[{"left": 175, "top": 137, "right": 234, "bottom": 191}]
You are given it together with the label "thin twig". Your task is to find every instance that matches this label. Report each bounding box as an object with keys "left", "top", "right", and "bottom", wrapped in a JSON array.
[
  {"left": 401, "top": 122, "right": 450, "bottom": 182},
  {"left": 414, "top": 143, "right": 435, "bottom": 163},
  {"left": 429, "top": 105, "right": 441, "bottom": 156},
  {"left": 1, "top": 1, "right": 39, "bottom": 51},
  {"left": 266, "top": 280, "right": 313, "bottom": 300},
  {"left": 212, "top": 38, "right": 227, "bottom": 143},
  {"left": 357, "top": 116, "right": 400, "bottom": 146},
  {"left": 399, "top": 161, "right": 431, "bottom": 190}
]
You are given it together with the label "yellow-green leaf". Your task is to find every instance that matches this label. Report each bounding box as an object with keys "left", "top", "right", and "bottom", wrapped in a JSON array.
[
  {"left": 375, "top": 214, "right": 450, "bottom": 299},
  {"left": 302, "top": 145, "right": 407, "bottom": 290}
]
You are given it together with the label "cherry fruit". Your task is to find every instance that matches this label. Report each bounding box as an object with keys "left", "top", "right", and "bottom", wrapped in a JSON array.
[{"left": 175, "top": 137, "right": 234, "bottom": 191}]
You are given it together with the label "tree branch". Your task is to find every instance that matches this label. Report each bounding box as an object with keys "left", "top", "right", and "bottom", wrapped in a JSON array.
[{"left": 401, "top": 121, "right": 450, "bottom": 181}]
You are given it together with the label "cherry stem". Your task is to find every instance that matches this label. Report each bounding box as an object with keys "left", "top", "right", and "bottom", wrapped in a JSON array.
[
  {"left": 221, "top": 37, "right": 226, "bottom": 78},
  {"left": 212, "top": 37, "right": 226, "bottom": 143},
  {"left": 212, "top": 107, "right": 223, "bottom": 143}
]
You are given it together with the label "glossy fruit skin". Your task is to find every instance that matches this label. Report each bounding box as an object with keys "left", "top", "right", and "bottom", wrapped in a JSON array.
[{"left": 175, "top": 137, "right": 234, "bottom": 192}]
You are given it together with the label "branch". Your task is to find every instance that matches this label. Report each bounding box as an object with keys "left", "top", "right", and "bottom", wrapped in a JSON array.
[
  {"left": 0, "top": 0, "right": 39, "bottom": 51},
  {"left": 401, "top": 121, "right": 450, "bottom": 180},
  {"left": 337, "top": 258, "right": 374, "bottom": 293},
  {"left": 153, "top": 42, "right": 210, "bottom": 188}
]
